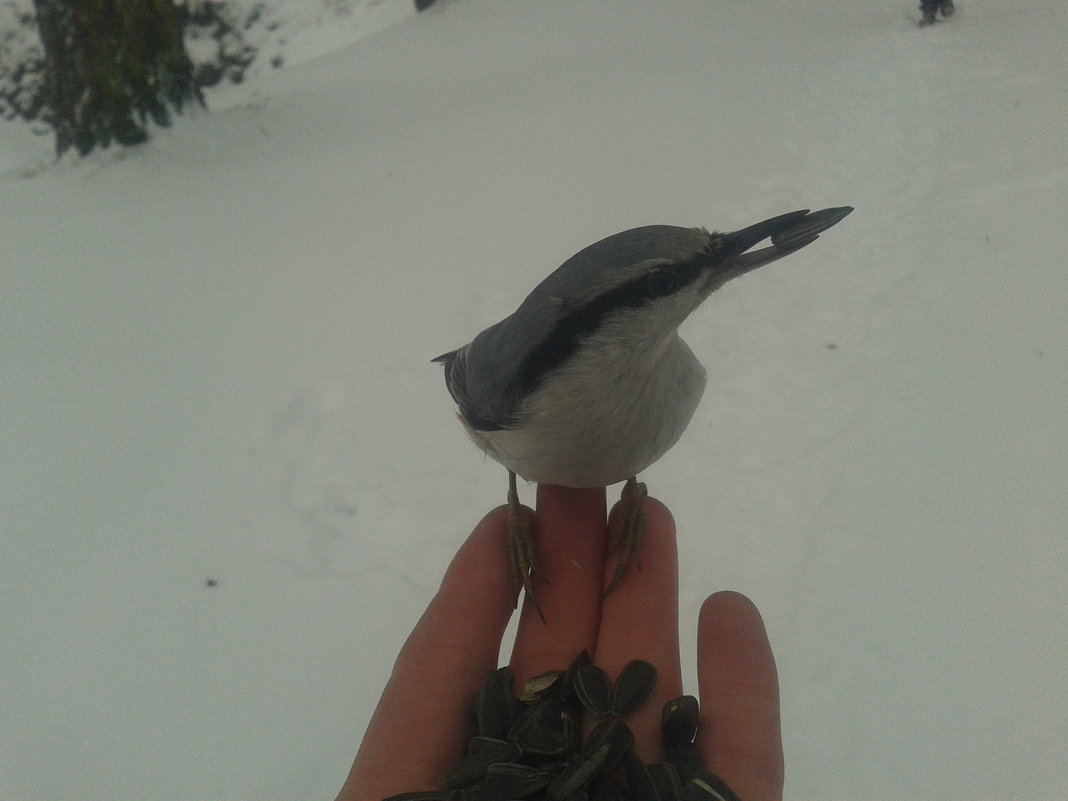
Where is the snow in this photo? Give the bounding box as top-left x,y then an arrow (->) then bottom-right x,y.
2,0 -> 1066,798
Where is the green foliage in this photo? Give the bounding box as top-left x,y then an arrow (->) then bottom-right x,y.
27,0 -> 204,156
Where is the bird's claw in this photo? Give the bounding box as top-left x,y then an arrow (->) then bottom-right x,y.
605,477 -> 647,595
507,471 -> 545,622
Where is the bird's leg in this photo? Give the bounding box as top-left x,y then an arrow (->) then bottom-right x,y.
506,470 -> 545,622
605,476 -> 648,595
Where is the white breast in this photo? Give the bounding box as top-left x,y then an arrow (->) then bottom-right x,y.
464,334 -> 707,487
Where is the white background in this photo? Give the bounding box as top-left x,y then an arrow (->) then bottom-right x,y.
3,0 -> 1066,798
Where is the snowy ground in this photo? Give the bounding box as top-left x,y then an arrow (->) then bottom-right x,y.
3,1 -> 1066,799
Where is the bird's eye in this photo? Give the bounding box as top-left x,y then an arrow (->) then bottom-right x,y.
644,268 -> 679,297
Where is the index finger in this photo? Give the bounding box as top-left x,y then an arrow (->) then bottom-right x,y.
336,506 -> 517,801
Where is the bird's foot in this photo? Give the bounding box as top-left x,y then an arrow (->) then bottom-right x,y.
605,476 -> 648,595
507,471 -> 545,622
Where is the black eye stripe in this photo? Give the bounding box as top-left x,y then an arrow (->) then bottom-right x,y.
507,253 -> 713,407
644,268 -> 679,297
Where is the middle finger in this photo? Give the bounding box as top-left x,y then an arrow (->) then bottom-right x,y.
509,484 -> 608,684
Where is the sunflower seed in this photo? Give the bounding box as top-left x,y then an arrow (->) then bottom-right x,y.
647,762 -> 683,801
385,652 -> 745,801
661,696 -> 700,746
445,739 -> 521,788
546,720 -> 633,801
680,771 -> 743,801
611,660 -> 657,716
560,650 -> 592,710
623,752 -> 661,801
484,763 -> 547,779
383,792 -> 449,801
521,670 -> 565,703
508,696 -> 563,738
573,663 -> 612,717
475,667 -> 519,740
659,694 -> 702,783
561,713 -> 581,755
587,775 -> 624,801
665,742 -> 704,786
509,696 -> 568,756
467,736 -> 512,754
770,206 -> 854,250
457,769 -> 552,801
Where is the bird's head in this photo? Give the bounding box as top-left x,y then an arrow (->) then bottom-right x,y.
440,207 -> 852,429
501,206 -> 853,376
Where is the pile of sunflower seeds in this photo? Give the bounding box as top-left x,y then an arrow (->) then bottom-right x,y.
384,651 -> 742,801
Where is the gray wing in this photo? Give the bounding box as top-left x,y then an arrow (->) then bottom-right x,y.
432,345 -> 510,431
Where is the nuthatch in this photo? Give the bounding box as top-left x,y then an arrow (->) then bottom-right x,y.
435,206 -> 853,616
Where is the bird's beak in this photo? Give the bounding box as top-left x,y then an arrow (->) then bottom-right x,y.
712,206 -> 854,284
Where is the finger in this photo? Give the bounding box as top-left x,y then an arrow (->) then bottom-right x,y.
509,484 -> 608,684
695,591 -> 784,801
596,496 -> 682,761
337,506 -> 516,801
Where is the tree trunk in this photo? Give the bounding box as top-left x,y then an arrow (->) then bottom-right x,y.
33,0 -> 203,156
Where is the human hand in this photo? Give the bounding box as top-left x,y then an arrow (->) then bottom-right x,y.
335,485 -> 783,801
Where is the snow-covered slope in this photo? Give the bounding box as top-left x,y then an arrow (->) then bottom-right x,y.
2,1 -> 1065,798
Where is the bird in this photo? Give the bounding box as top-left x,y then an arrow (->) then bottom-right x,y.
434,206 -> 853,618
